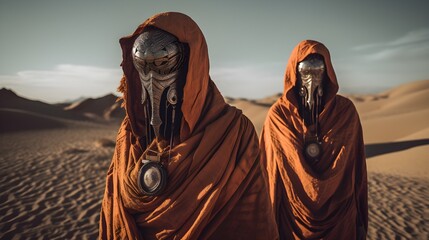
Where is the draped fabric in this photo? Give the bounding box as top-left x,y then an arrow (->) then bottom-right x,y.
260,40 -> 368,240
99,12 -> 278,240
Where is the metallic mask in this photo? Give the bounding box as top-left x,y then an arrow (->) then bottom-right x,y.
132,28 -> 186,196
132,28 -> 185,139
297,54 -> 325,164
298,55 -> 325,113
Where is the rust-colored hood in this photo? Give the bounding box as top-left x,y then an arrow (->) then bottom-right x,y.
119,12 -> 212,140
100,12 -> 279,240
260,40 -> 368,239
282,40 -> 339,109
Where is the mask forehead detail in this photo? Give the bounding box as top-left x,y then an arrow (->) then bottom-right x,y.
132,29 -> 185,76
298,58 -> 325,83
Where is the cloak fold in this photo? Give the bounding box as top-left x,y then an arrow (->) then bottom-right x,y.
260,40 -> 368,240
99,12 -> 278,240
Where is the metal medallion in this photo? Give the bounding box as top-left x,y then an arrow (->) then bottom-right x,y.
137,160 -> 168,196
304,141 -> 322,163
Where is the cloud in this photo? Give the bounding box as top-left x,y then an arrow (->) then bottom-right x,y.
211,62 -> 285,99
0,64 -> 122,102
352,28 -> 429,61
334,30 -> 429,93
353,28 -> 429,50
389,28 -> 429,46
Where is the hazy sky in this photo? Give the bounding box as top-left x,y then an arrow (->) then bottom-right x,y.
1,0 -> 428,102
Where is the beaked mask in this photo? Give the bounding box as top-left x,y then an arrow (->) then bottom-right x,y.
298,54 -> 325,113
297,54 -> 326,164
132,28 -> 186,196
132,28 -> 185,139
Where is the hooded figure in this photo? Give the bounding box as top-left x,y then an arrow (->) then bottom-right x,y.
260,40 -> 368,240
99,12 -> 279,240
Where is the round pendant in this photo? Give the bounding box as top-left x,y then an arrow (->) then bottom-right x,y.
137,161 -> 168,196
304,141 -> 322,162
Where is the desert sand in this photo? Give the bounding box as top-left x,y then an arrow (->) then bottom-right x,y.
1,80 -> 428,239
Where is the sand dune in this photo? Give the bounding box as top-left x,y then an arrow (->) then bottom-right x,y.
400,127 -> 429,141
0,80 -> 428,239
228,99 -> 270,134
361,109 -> 429,144
351,80 -> 429,144
0,88 -> 124,130
350,80 -> 429,116
65,94 -> 124,121
384,79 -> 429,97
355,86 -> 429,119
0,88 -> 86,121
367,144 -> 429,178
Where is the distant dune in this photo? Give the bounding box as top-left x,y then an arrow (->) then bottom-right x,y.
0,88 -> 86,121
65,94 -> 124,120
349,79 -> 429,145
0,88 -> 125,133
227,98 -> 271,134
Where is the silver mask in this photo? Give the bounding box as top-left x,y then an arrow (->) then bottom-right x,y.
298,55 -> 325,164
132,29 -> 185,138
298,56 -> 325,113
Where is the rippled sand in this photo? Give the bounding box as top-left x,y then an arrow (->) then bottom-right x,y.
0,123 -> 116,239
367,173 -> 429,239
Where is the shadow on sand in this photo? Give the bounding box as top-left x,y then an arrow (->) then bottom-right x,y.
365,138 -> 429,158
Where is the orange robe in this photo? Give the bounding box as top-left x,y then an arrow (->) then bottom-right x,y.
260,40 -> 368,240
99,12 -> 279,240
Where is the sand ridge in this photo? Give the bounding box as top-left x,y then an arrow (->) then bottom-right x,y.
65,94 -> 124,121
